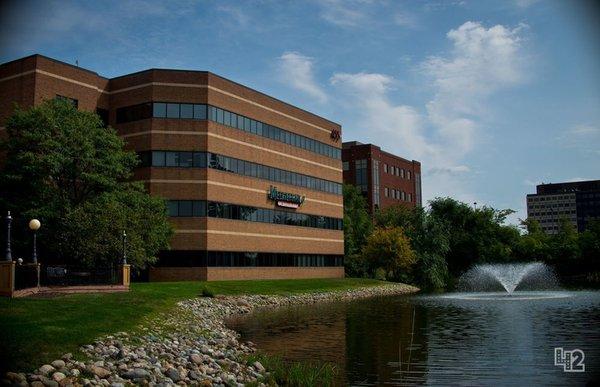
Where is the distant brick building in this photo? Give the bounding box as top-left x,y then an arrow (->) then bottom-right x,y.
0,54 -> 344,281
527,180 -> 600,234
342,141 -> 422,213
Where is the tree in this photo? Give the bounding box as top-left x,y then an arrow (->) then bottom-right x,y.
375,204 -> 450,289
59,184 -> 172,268
515,218 -> 551,262
362,227 -> 416,282
549,218 -> 580,262
428,197 -> 518,276
579,219 -> 600,262
343,184 -> 373,277
0,99 -> 172,269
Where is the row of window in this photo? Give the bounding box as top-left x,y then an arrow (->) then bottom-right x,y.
383,163 -> 412,180
139,151 -> 342,195
157,250 -> 344,267
384,187 -> 412,202
355,159 -> 368,193
529,203 -> 575,209
530,210 -> 577,217
528,195 -> 575,202
167,200 -> 343,231
115,102 -> 341,159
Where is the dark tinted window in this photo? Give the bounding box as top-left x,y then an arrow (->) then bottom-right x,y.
153,103 -> 166,118
167,103 -> 180,118
180,104 -> 193,119
194,104 -> 207,119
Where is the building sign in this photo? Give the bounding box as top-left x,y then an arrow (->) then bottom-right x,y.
330,129 -> 341,142
268,186 -> 305,209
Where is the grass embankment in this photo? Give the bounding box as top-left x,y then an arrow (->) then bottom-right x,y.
0,278 -> 383,374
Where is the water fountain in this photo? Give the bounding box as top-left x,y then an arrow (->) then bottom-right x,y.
445,262 -> 565,300
458,262 -> 560,293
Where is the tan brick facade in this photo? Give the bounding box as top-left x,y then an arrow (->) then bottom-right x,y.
0,54 -> 344,281
149,266 -> 345,282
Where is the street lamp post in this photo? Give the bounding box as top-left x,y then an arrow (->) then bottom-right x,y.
122,230 -> 127,265
29,219 -> 41,264
5,211 -> 12,262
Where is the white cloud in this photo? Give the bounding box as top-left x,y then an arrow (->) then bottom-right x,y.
317,0 -> 371,27
217,5 -> 250,28
556,124 -> 600,153
330,72 -> 435,161
429,165 -> 471,175
328,21 -> 527,205
393,11 -> 419,29
567,124 -> 600,136
422,21 -> 527,156
278,52 -> 328,104
514,0 -> 541,8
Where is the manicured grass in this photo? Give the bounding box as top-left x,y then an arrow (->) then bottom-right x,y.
0,278 -> 384,373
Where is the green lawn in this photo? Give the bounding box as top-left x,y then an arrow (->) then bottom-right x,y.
0,278 -> 384,373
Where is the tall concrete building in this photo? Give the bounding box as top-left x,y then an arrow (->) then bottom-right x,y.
526,180 -> 600,234
0,54 -> 344,281
342,141 -> 422,213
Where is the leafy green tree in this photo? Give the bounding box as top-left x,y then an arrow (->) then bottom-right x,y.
343,184 -> 372,277
0,100 -> 172,269
548,218 -> 580,262
375,204 -> 450,289
428,197 -> 518,276
516,218 -> 551,261
579,219 -> 600,262
362,226 -> 416,282
59,184 -> 172,268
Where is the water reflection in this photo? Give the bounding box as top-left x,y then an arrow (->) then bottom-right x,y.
227,291 -> 600,386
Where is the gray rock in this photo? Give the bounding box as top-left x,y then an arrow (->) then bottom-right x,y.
39,365 -> 55,375
121,368 -> 150,380
188,370 -> 201,380
189,353 -> 203,365
31,382 -> 45,387
88,365 -> 111,379
253,361 -> 265,373
165,368 -> 180,382
5,372 -> 26,383
51,372 -> 66,382
51,360 -> 65,369
61,353 -> 73,361
39,375 -> 59,387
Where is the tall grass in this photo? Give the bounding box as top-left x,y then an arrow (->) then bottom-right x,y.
246,353 -> 338,387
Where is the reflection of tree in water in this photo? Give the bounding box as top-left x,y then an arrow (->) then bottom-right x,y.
228,302 -> 348,374
239,206 -> 255,221
344,297 -> 429,385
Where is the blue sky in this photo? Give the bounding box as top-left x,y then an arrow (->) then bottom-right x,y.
1,0 -> 599,224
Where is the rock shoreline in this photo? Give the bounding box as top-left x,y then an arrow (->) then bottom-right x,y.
3,283 -> 418,387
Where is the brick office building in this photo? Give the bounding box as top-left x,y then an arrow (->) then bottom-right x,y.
0,54 -> 344,281
342,141 -> 422,213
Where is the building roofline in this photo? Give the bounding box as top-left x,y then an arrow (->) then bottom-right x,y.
0,53 -> 108,79
342,140 -> 421,165
111,68 -> 341,127
0,54 -> 340,127
537,179 -> 600,187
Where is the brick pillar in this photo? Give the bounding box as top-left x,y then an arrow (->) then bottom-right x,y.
0,261 -> 16,297
120,264 -> 131,287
